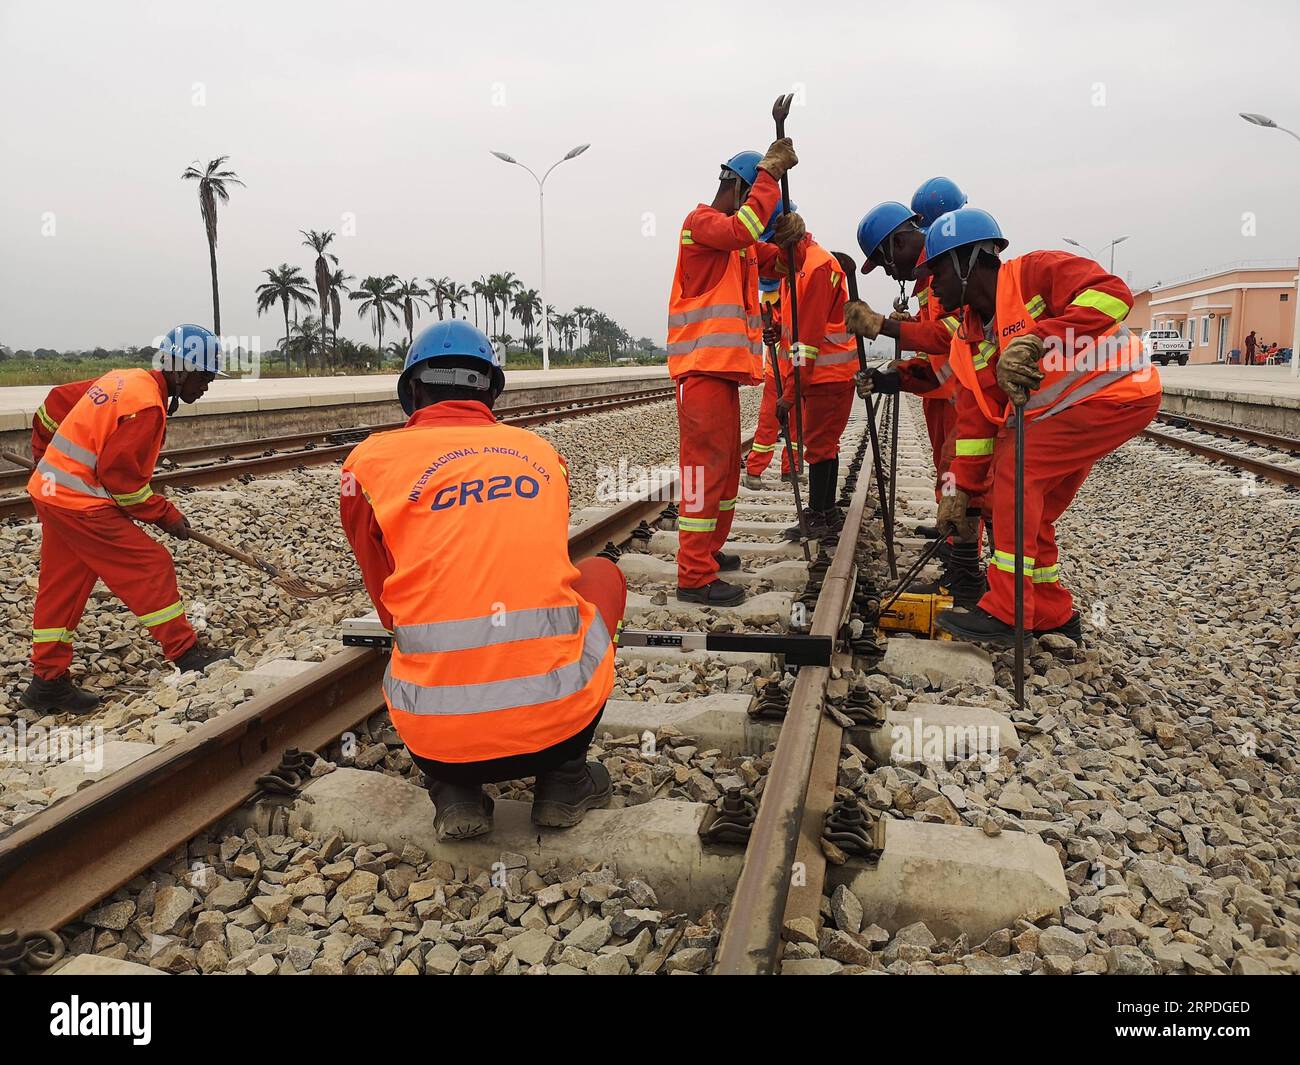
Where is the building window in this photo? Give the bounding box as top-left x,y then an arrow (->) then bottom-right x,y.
1201,317 -> 1210,345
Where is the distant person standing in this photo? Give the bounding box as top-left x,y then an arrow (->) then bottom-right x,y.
1245,330 -> 1257,365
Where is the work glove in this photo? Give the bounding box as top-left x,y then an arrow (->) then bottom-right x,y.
762,322 -> 781,347
936,488 -> 976,541
889,309 -> 910,321
776,395 -> 793,420
995,335 -> 1045,407
844,299 -> 885,340
162,514 -> 191,539
757,137 -> 798,181
854,368 -> 901,399
769,211 -> 805,248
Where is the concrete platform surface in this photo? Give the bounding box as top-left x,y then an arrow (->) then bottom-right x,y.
289,769 -> 742,915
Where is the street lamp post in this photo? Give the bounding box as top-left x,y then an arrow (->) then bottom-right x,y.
1064,235 -> 1129,272
490,144 -> 590,371
1239,113 -> 1300,377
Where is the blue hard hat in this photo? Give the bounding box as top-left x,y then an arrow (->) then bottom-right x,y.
157,324 -> 222,374
398,320 -> 504,415
759,198 -> 797,242
856,202 -> 921,273
911,176 -> 968,229
759,277 -> 781,293
923,207 -> 1008,263
721,150 -> 762,188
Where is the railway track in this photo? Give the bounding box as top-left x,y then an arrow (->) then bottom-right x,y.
1142,415 -> 1300,489
0,385 -> 676,519
1,397 -> 1035,977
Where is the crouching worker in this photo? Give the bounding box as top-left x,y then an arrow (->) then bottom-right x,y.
340,321 -> 627,841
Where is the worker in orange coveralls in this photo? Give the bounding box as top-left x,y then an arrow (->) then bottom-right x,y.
21,325 -> 233,715
742,277 -> 801,485
764,231 -> 858,541
844,181 -> 986,606
340,321 -> 627,842
667,139 -> 804,607
917,209 -> 1162,646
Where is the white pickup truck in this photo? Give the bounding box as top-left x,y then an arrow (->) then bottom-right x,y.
1142,329 -> 1192,366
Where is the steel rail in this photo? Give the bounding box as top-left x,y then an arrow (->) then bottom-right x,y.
1142,426 -> 1300,488
1152,413 -> 1300,455
0,387 -> 676,519
714,408 -> 877,974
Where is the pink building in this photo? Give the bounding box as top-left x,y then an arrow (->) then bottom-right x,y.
1127,260 -> 1298,363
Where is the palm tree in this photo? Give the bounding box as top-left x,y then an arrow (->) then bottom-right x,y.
573,305 -> 595,351
471,276 -> 491,330
427,276 -> 452,320
327,267 -> 354,358
556,313 -> 576,353
255,264 -> 315,374
300,230 -> 338,373
289,314 -> 324,369
446,282 -> 471,321
396,278 -> 431,345
513,288 -> 541,348
488,272 -> 520,342
350,275 -> 402,357
181,156 -> 244,334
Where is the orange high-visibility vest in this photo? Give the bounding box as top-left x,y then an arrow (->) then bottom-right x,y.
343,420 -> 615,763
949,256 -> 1161,426
26,369 -> 166,512
666,237 -> 763,383
914,282 -> 961,401
779,240 -> 858,385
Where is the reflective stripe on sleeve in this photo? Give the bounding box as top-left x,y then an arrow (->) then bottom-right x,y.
955,437 -> 994,456
737,205 -> 764,240
680,229 -> 694,245
35,405 -> 59,433
112,484 -> 155,507
1025,295 -> 1047,319
1070,288 -> 1129,321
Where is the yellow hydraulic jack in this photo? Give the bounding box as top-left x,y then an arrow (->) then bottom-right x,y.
874,536 -> 954,640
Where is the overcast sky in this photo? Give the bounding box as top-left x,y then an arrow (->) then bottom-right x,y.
1,0 -> 1297,351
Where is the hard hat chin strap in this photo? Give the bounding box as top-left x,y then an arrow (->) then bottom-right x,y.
949,240 -> 999,340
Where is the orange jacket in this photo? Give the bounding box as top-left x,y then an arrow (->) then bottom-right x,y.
894,260 -> 961,399
777,236 -> 857,385
948,251 -> 1162,494
26,369 -> 181,526
340,400 -> 615,763
667,170 -> 783,384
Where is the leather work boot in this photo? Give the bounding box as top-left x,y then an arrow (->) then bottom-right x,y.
908,539 -> 954,595
782,508 -> 822,541
1034,611 -> 1083,645
713,550 -> 741,572
19,673 -> 101,715
427,780 -> 494,841
677,579 -> 746,607
741,473 -> 766,491
944,542 -> 988,609
173,643 -> 234,674
934,606 -> 1016,646
531,759 -> 613,828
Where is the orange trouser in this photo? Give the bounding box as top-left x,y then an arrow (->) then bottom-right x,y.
923,395 -> 957,498
799,380 -> 856,464
746,371 -> 799,477
676,373 -> 741,588
980,393 -> 1160,629
31,501 -> 196,679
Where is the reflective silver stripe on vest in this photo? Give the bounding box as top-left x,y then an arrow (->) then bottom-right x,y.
816,350 -> 859,365
1025,341 -> 1152,420
667,333 -> 754,356
395,605 -> 580,655
48,432 -> 99,469
384,613 -> 611,716
33,457 -> 111,499
934,361 -> 954,384
825,332 -> 853,345
667,304 -> 747,328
